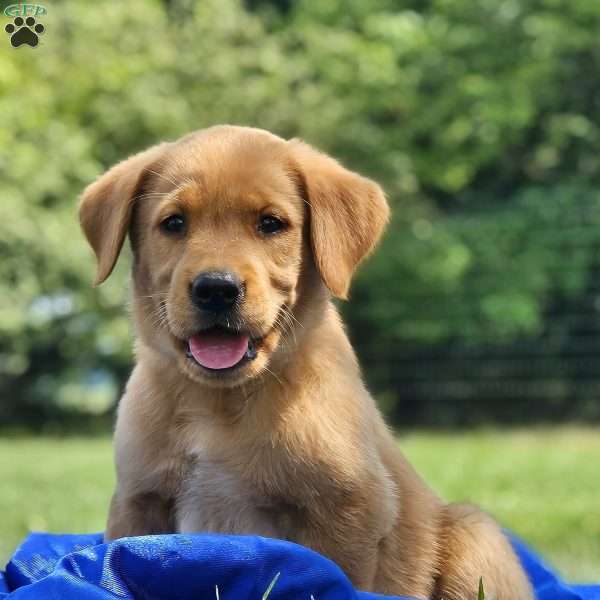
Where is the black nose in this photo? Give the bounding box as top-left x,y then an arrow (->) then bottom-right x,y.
190,271 -> 242,313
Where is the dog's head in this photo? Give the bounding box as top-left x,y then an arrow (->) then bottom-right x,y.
79,126 -> 388,387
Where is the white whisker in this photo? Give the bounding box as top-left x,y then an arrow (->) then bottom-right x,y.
263,365 -> 284,388
145,168 -> 181,188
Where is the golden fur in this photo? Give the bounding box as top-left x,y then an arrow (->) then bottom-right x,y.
79,125 -> 533,599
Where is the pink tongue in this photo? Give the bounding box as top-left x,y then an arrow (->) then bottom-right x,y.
188,330 -> 249,370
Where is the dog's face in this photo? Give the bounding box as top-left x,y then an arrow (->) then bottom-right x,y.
79,126 -> 388,387
129,131 -> 306,386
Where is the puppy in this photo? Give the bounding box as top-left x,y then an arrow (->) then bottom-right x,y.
79,126 -> 533,599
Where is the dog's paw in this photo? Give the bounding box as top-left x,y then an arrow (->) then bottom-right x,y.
5,16 -> 45,48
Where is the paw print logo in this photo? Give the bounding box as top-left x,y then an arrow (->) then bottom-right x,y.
5,16 -> 45,48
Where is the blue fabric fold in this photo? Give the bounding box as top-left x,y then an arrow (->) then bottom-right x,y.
0,532 -> 598,599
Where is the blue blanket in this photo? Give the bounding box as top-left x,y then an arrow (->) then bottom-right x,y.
1,533 -> 598,599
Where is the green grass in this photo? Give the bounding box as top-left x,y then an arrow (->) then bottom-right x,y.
399,427 -> 600,582
0,428 -> 598,582
0,437 -> 114,566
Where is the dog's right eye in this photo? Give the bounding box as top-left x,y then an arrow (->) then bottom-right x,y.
160,214 -> 186,235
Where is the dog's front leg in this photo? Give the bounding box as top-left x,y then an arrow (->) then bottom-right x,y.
105,490 -> 175,541
302,526 -> 380,589
295,504 -> 384,591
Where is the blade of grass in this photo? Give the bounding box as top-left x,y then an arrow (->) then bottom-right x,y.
262,572 -> 281,600
478,577 -> 485,600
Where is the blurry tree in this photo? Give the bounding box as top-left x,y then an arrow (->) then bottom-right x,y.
1,0 -> 600,429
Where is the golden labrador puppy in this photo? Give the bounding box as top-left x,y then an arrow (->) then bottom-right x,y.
79,125 -> 532,600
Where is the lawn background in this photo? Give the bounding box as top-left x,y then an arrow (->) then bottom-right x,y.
1,428 -> 598,582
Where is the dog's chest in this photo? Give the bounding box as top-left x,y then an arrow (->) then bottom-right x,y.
175,445 -> 308,539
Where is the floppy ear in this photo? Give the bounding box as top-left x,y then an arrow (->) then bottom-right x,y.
79,144 -> 170,285
289,140 -> 389,299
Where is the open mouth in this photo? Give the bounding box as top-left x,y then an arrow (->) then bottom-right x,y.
185,327 -> 259,372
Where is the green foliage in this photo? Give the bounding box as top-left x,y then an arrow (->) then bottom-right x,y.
1,0 -> 600,426
355,185 -> 600,343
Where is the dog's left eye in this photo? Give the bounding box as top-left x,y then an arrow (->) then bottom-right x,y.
160,214 -> 186,234
258,215 -> 286,235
